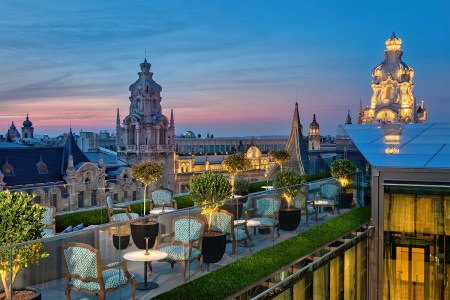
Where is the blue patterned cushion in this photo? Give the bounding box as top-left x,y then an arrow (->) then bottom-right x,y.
64,246 -> 98,279
321,184 -> 339,199
106,196 -> 114,210
63,226 -> 73,233
41,206 -> 54,226
174,218 -> 202,244
256,198 -> 278,216
41,228 -> 54,238
251,217 -> 279,227
111,212 -> 139,222
152,189 -> 172,205
159,245 -> 201,261
227,228 -> 247,242
210,212 -> 232,234
69,268 -> 134,291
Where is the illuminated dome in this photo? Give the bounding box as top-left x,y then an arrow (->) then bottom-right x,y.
23,114 -> 33,127
182,131 -> 196,138
385,32 -> 402,50
309,114 -> 319,136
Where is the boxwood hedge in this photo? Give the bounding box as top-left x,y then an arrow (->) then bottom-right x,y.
153,207 -> 371,300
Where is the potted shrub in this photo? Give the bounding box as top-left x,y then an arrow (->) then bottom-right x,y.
189,171 -> 231,264
110,223 -> 130,250
130,161 -> 163,249
0,190 -> 48,300
271,150 -> 290,173
330,159 -> 357,208
273,168 -> 303,231
222,153 -> 251,197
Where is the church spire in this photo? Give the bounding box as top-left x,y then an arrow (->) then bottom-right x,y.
170,109 -> 174,127
345,109 -> 352,124
285,102 -> 309,174
116,108 -> 120,126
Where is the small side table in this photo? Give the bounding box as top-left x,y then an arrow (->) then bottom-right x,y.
123,249 -> 168,290
234,220 -> 261,228
149,207 -> 176,215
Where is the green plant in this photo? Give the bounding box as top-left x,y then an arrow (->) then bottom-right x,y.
0,191 -> 49,300
110,223 -> 130,236
189,171 -> 231,232
271,150 -> 290,172
223,153 -> 252,197
174,194 -> 194,209
153,207 -> 371,300
131,161 -> 163,216
273,168 -> 304,208
234,177 -> 249,195
331,159 -> 357,189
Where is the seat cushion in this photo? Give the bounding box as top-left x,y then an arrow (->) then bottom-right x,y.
69,268 -> 134,291
41,228 -> 54,238
251,217 -> 279,227
159,245 -> 201,261
227,228 -> 247,242
111,212 -> 139,222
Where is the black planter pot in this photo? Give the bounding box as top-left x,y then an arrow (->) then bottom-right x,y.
202,232 -> 227,264
130,221 -> 159,250
279,208 -> 301,231
222,202 -> 244,221
0,289 -> 41,300
112,234 -> 130,250
340,193 -> 353,208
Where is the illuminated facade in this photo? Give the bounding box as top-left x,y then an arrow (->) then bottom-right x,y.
359,33 -> 427,124
117,59 -> 176,190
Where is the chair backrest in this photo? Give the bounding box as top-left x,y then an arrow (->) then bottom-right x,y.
41,204 -> 55,227
321,183 -> 340,200
151,188 -> 173,206
173,216 -> 205,245
62,243 -> 100,280
210,210 -> 232,234
292,189 -> 308,209
255,196 -> 280,216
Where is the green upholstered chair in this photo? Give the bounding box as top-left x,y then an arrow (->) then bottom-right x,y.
154,216 -> 205,281
210,209 -> 252,254
246,195 -> 281,237
150,187 -> 177,212
62,242 -> 136,300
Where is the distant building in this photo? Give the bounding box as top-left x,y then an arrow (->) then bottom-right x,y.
358,33 -> 427,124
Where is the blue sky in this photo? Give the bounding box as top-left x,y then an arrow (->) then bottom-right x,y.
0,0 -> 449,137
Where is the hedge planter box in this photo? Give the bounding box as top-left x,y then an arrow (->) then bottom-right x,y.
131,221 -> 159,250
112,234 -> 130,250
202,232 -> 227,266
279,208 -> 301,231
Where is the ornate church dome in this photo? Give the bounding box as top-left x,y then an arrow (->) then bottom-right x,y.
23,114 -> 33,127
309,114 -> 320,136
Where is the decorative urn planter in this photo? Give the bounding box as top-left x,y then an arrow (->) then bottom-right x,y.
130,221 -> 159,250
201,232 -> 227,266
112,234 -> 130,250
279,208 -> 301,231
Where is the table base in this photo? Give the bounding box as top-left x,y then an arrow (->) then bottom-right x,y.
137,281 -> 159,290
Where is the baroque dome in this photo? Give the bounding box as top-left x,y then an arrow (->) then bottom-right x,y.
309,114 -> 319,130
23,114 -> 33,127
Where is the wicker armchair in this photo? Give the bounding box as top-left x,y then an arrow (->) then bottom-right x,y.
62,242 -> 136,300
154,216 -> 205,281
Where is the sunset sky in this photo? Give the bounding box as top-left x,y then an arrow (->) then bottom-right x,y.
0,0 -> 449,137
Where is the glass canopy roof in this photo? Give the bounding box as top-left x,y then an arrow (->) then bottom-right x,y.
337,123 -> 450,169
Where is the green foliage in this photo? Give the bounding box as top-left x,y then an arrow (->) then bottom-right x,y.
174,194 -> 194,209
234,177 -> 249,195
153,207 -> 371,300
302,172 -> 331,182
248,180 -> 273,193
131,161 -> 163,185
271,150 -> 290,171
55,208 -> 109,232
273,168 -> 304,207
0,191 -> 49,298
222,153 -> 252,176
189,171 -> 232,205
331,159 -> 357,188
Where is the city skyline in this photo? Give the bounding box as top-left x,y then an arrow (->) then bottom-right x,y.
1,0 -> 449,137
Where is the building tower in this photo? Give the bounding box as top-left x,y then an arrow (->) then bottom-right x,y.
115,108 -> 124,150
118,58 -> 175,190
345,109 -> 352,125
7,122 -> 20,140
360,32 -> 427,124
308,114 -> 321,150
284,103 -> 310,174
21,114 -> 34,138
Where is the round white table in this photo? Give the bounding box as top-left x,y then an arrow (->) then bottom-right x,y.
149,207 -> 176,215
234,220 -> 261,227
123,250 -> 168,290
261,185 -> 274,190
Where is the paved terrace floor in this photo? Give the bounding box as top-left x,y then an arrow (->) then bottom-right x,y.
30,208 -> 351,300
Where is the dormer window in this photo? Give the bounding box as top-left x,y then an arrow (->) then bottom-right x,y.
36,156 -> 49,175
2,158 -> 15,176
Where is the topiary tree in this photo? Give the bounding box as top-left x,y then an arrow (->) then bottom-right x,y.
189,171 -> 231,232
330,159 -> 357,191
0,191 -> 49,300
223,153 -> 252,197
234,177 -> 250,196
273,168 -> 304,208
131,161 -> 163,216
271,150 -> 290,173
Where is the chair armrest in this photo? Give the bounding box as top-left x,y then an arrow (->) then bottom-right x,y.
154,233 -> 172,249
105,261 -> 120,268
172,199 -> 178,210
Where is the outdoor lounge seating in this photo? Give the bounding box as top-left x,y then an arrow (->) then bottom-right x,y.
105,196 -> 139,223
154,216 -> 205,281
62,242 -> 136,300
245,195 -> 281,237
210,209 -> 252,254
291,185 -> 317,226
41,204 -> 56,238
314,182 -> 340,218
150,187 -> 177,212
